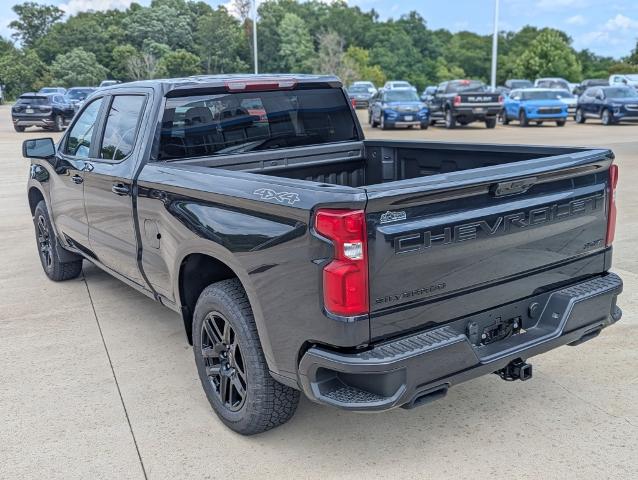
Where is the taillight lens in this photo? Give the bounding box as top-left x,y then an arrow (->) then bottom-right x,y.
606,164 -> 618,246
498,95 -> 504,104
453,95 -> 461,106
315,209 -> 369,317
351,98 -> 357,108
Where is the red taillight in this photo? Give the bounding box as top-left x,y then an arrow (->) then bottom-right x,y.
453,95 -> 461,106
315,209 -> 369,317
606,164 -> 618,246
498,95 -> 504,104
351,97 -> 357,108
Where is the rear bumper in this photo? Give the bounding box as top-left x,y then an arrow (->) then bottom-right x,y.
298,272 -> 622,411
13,116 -> 55,127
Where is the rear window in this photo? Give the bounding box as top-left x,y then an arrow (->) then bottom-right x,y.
447,80 -> 487,93
18,96 -> 50,106
158,88 -> 358,160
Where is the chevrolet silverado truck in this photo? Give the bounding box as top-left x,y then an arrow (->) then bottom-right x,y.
24,74 -> 623,435
428,79 -> 503,128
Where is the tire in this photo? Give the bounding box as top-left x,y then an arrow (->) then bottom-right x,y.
53,114 -> 64,132
575,108 -> 585,124
601,108 -> 614,126
193,279 -> 300,435
420,122 -> 429,130
380,114 -> 389,130
519,109 -> 529,127
535,121 -> 543,126
444,109 -> 456,129
485,117 -> 497,129
370,113 -> 378,128
556,119 -> 566,127
502,111 -> 510,125
33,200 -> 83,281
14,125 -> 25,132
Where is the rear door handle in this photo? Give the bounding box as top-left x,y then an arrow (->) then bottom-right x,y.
111,183 -> 130,196
71,174 -> 83,184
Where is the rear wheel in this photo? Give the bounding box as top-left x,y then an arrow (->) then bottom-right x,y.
519,109 -> 529,127
193,279 -> 300,435
575,108 -> 585,124
485,117 -> 497,129
601,108 -> 614,126
33,200 -> 83,281
444,109 -> 456,129
380,114 -> 389,130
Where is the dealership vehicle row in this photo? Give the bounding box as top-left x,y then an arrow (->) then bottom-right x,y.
347,76 -> 638,130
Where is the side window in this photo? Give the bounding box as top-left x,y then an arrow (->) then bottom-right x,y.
99,95 -> 145,161
64,97 -> 104,158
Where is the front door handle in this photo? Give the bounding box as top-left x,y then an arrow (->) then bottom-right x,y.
111,183 -> 130,196
71,174 -> 83,184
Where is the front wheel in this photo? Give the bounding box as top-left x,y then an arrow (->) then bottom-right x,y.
33,201 -> 83,281
420,121 -> 429,130
601,109 -> 614,126
575,108 -> 585,124
556,119 -> 566,127
380,114 -> 389,130
519,110 -> 529,127
14,125 -> 25,132
52,114 -> 64,132
193,279 -> 300,435
501,111 -> 510,125
485,117 -> 497,129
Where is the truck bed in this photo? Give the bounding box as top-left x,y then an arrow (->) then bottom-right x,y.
176,140 -> 586,188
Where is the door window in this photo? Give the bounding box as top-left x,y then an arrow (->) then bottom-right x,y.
64,97 -> 104,158
100,95 -> 146,161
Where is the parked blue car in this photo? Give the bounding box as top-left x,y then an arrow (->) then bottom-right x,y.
368,88 -> 429,130
575,86 -> 638,125
502,88 -> 568,127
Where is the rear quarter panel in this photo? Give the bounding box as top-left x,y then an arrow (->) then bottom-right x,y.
135,163 -> 368,379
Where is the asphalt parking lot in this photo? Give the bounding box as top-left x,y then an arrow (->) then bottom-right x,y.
1,104 -> 637,479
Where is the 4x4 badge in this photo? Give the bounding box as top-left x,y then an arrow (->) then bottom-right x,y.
253,188 -> 300,205
380,210 -> 407,224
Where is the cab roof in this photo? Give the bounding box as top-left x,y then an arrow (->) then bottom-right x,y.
99,74 -> 343,96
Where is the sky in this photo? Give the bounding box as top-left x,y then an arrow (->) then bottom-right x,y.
0,0 -> 637,59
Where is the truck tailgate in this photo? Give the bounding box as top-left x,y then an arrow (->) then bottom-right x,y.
365,148 -> 614,340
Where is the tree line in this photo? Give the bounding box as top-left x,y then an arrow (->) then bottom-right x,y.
1,0 -> 637,99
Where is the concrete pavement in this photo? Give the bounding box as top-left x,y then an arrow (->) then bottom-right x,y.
1,105 -> 636,479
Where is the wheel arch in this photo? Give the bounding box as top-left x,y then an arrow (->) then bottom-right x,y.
28,186 -> 45,216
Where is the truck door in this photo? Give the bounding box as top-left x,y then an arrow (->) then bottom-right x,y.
49,96 -> 106,254
83,93 -> 148,287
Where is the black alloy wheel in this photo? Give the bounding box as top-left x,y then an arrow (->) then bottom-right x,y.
201,311 -> 247,412
36,214 -> 53,270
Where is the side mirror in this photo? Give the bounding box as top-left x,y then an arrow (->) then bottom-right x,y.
23,138 -> 56,159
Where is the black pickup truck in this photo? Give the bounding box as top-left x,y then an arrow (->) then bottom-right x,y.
25,74 -> 623,435
428,79 -> 503,128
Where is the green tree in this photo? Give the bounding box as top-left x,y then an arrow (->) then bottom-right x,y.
343,46 -> 385,86
627,41 -> 638,65
157,49 -> 202,77
513,30 -> 582,81
195,8 -> 249,74
9,2 -> 63,48
123,4 -> 193,51
0,49 -> 50,97
279,13 -> 314,72
50,48 -> 109,87
313,31 -> 357,85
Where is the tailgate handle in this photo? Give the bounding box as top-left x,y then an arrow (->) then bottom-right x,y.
491,177 -> 537,197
